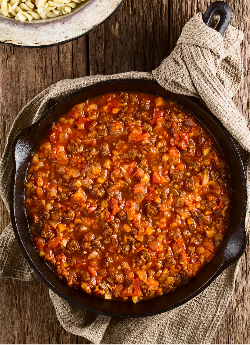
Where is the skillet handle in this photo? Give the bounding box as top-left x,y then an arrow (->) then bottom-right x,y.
221,224 -> 247,270
203,1 -> 232,36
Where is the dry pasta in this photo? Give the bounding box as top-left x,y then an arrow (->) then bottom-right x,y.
0,0 -> 86,21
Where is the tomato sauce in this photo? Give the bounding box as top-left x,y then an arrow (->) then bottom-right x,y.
25,92 -> 231,303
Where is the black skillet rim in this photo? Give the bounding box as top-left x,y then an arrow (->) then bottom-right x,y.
10,78 -> 247,318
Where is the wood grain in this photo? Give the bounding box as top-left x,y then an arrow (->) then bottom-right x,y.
88,0 -> 169,75
0,0 -> 249,343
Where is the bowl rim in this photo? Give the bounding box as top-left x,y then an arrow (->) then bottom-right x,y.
0,0 -> 124,47
10,78 -> 247,317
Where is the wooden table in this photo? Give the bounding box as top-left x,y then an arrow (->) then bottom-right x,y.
0,0 -> 249,343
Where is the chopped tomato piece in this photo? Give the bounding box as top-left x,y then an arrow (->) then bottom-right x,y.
174,132 -> 190,150
88,266 -> 97,277
151,109 -> 165,124
35,187 -> 43,197
148,241 -> 163,252
34,236 -> 45,250
204,242 -> 214,252
176,163 -> 185,172
169,147 -> 180,158
110,198 -> 120,215
147,278 -> 159,290
152,172 -> 166,184
133,183 -> 147,194
129,130 -> 148,142
57,223 -> 66,232
72,188 -> 87,202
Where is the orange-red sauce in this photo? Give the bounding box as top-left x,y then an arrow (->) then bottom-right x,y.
25,92 -> 231,303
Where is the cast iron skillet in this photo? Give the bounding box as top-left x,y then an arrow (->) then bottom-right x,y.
10,2 -> 247,317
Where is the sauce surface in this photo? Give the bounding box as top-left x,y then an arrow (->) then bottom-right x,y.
25,92 -> 231,303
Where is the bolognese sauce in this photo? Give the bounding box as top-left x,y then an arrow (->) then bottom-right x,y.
25,92 -> 231,303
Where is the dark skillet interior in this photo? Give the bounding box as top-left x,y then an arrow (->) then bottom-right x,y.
10,79 -> 247,317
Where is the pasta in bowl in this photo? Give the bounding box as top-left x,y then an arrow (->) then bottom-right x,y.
0,0 -> 124,46
0,0 -> 87,21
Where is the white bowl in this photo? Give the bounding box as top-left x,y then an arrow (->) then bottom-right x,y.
0,0 -> 123,47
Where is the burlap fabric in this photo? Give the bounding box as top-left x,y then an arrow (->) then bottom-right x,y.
0,13 -> 250,344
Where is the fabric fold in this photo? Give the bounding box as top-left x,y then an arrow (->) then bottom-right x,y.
0,223 -> 35,280
152,14 -> 250,152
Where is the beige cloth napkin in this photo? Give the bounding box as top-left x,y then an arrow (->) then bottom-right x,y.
1,13 -> 250,344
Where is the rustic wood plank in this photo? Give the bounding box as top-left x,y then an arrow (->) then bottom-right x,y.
0,37 -> 88,145
0,278 -> 90,343
169,0 -> 198,52
0,0 -> 250,343
88,0 -> 169,75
